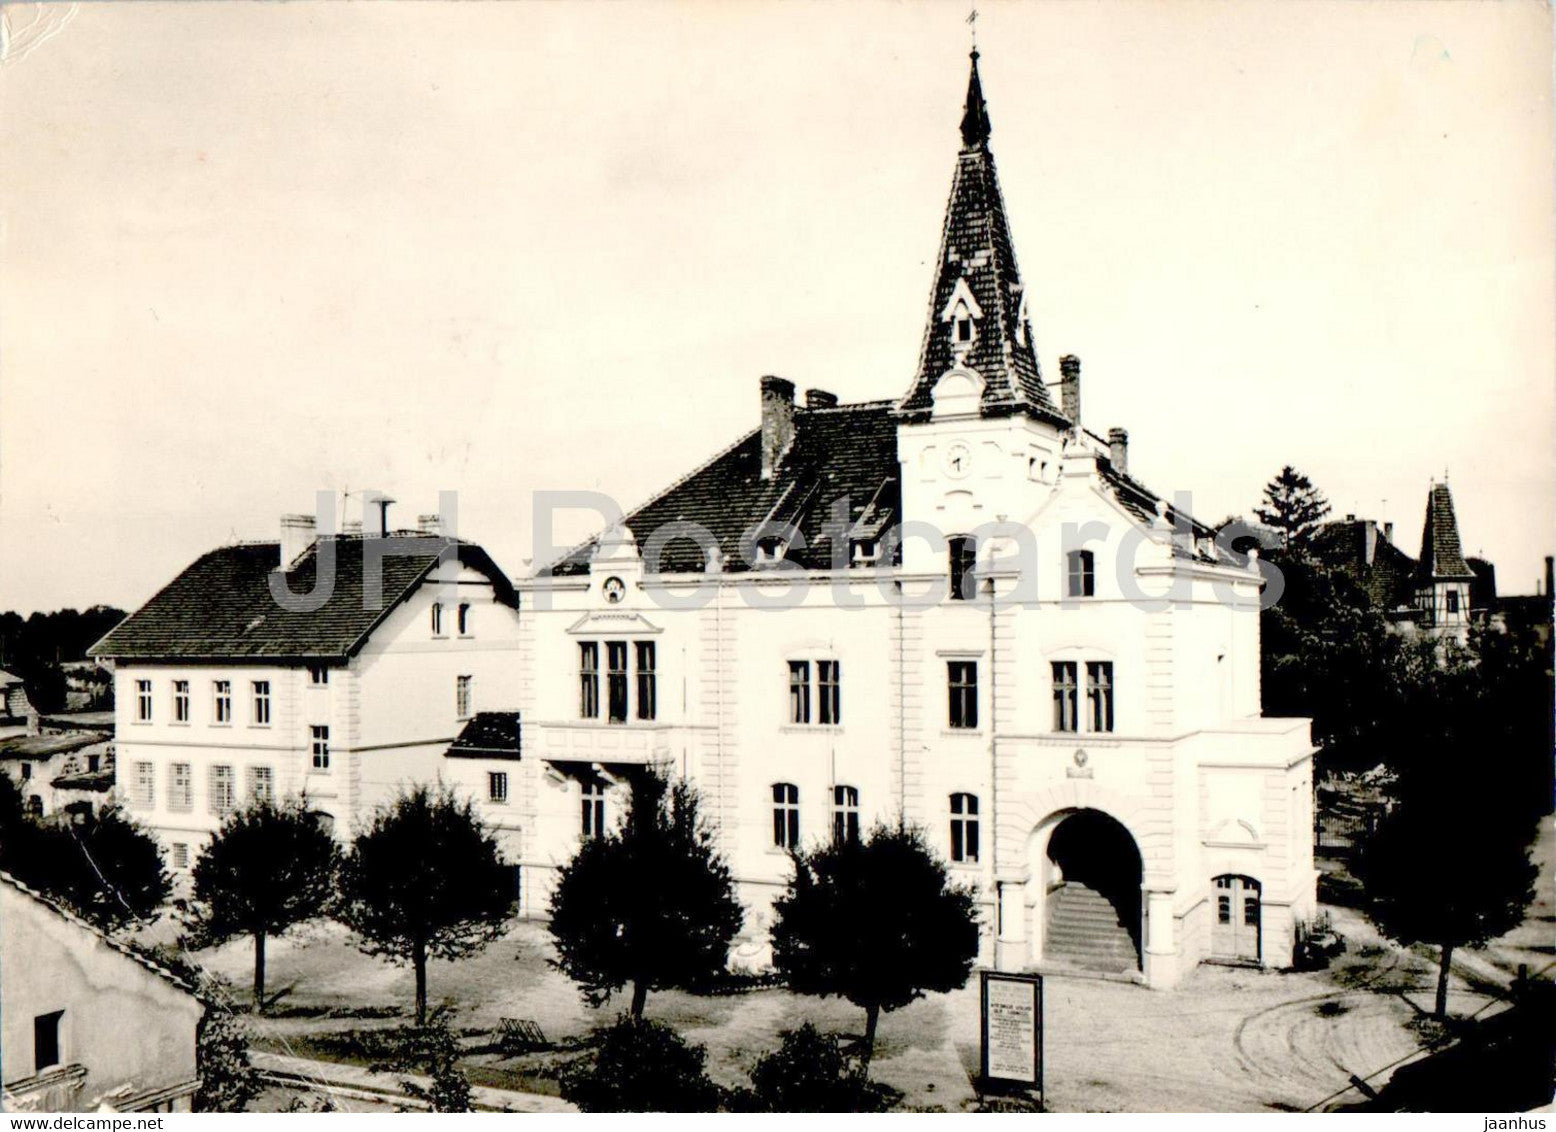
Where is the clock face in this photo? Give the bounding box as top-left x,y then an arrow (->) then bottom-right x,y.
602,576 -> 626,604
944,442 -> 972,479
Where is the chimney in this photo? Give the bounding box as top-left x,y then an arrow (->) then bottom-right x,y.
1546,555 -> 1553,599
279,514 -> 316,568
1384,521 -> 1394,544
1107,427 -> 1129,476
806,389 -> 839,410
1058,355 -> 1081,425
418,513 -> 442,535
1364,520 -> 1378,566
760,376 -> 796,479
371,497 -> 395,538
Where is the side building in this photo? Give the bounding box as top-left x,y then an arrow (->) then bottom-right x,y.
1,871 -> 203,1112
503,51 -> 1317,987
91,517 -> 523,872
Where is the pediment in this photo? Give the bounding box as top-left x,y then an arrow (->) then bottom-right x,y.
565,611 -> 663,635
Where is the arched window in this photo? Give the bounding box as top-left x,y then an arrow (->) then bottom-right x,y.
949,535 -> 978,601
1066,549 -> 1095,598
430,602 -> 444,635
949,793 -> 979,863
832,785 -> 860,844
772,783 -> 800,849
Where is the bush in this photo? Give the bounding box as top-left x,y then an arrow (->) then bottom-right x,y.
195,1009 -> 260,1113
371,1008 -> 472,1112
748,1023 -> 895,1112
560,1015 -> 723,1112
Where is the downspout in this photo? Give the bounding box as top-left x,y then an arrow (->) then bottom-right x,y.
987,571 -> 1000,939
896,580 -> 906,817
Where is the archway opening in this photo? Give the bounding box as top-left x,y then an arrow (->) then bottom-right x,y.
1043,809 -> 1142,973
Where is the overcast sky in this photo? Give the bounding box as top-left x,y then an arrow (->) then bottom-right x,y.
1,0 -> 1551,614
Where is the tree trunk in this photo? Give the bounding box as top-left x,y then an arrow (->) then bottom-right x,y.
1435,941 -> 1454,1019
630,979 -> 648,1019
253,931 -> 267,1013
414,940 -> 429,1027
861,1002 -> 881,1067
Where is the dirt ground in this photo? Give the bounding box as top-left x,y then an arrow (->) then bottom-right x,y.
153,815 -> 1553,1113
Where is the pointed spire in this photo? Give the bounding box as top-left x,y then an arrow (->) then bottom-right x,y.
960,50 -> 991,148
898,47 -> 1058,423
1417,481 -> 1474,580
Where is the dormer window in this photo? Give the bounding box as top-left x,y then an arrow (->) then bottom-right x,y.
755,536 -> 789,564
851,539 -> 879,566
953,312 -> 974,344
939,277 -> 983,352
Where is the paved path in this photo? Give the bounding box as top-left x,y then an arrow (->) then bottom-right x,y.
252,1050 -> 576,1113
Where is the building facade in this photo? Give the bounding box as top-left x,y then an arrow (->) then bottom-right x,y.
92,518 -> 523,872
1,872 -> 203,1112
503,53 -> 1318,986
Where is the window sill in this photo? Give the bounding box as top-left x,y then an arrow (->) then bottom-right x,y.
940,728 -> 982,738
169,722 -> 190,728
249,723 -> 272,730
779,724 -> 843,734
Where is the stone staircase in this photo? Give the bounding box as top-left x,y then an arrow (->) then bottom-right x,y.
1044,881 -> 1140,974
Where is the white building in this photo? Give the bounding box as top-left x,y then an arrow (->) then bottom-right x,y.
91,512 -> 524,872
504,51 -> 1317,986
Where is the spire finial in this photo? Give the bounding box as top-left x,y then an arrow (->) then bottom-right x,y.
967,5 -> 979,52
959,29 -> 991,148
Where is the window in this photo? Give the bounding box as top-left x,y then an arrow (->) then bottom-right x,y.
26,795 -> 43,818
1218,893 -> 1232,924
851,539 -> 879,566
430,602 -> 443,635
209,764 -> 235,816
1445,590 -> 1460,615
606,641 -> 629,724
818,661 -> 841,726
788,661 -> 811,724
308,664 -> 330,686
953,312 -> 974,344
213,680 -> 232,725
169,762 -> 193,811
87,755 -> 100,773
579,642 -> 600,718
247,765 -> 275,805
172,679 -> 189,723
949,535 -> 977,601
456,674 -> 473,720
1244,895 -> 1260,927
772,783 -> 800,849
252,680 -> 271,725
950,793 -> 980,863
948,661 -> 978,729
130,760 -> 154,809
34,1010 -> 63,1073
488,771 -> 508,804
136,679 -> 152,722
1052,662 -> 1079,732
457,602 -> 471,635
832,785 -> 859,844
1086,661 -> 1114,733
581,776 -> 607,839
171,843 -> 189,870
310,725 -> 330,771
19,762 -> 30,780
1067,550 -> 1096,598
635,642 -> 657,720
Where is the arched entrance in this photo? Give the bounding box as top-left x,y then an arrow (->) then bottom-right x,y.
1041,809 -> 1142,973
1211,874 -> 1261,961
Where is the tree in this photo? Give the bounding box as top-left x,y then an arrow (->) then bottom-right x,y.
560,1014 -> 723,1113
194,1009 -> 261,1112
1254,465 -> 1331,553
747,1023 -> 895,1112
0,803 -> 169,932
771,823 -> 979,1065
338,786 -> 512,1024
1354,641 -> 1543,1018
548,769 -> 742,1018
186,796 -> 340,1011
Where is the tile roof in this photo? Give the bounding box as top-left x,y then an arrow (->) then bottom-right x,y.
546,401 -> 902,576
0,668 -> 21,689
92,535 -> 516,662
898,53 -> 1063,426
1311,519 -> 1419,609
1417,482 -> 1475,580
0,731 -> 108,762
447,711 -> 522,758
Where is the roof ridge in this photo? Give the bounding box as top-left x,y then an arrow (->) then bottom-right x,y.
0,870 -> 198,996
